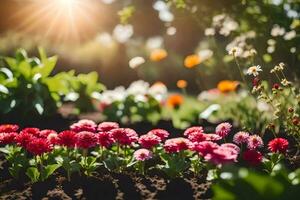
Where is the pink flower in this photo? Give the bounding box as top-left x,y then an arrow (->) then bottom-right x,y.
164,137 -> 191,153
147,129 -> 170,141
247,135 -> 263,149
191,141 -> 219,157
215,122 -> 232,138
243,150 -> 263,165
184,126 -> 204,137
58,130 -> 77,148
268,138 -> 289,153
204,145 -> 238,165
204,133 -> 222,141
70,119 -> 97,133
110,128 -> 138,146
138,134 -> 161,149
26,138 -> 52,155
187,132 -> 207,143
221,143 -> 240,153
76,131 -> 98,149
15,132 -> 36,148
97,131 -> 114,148
47,133 -> 60,145
233,131 -> 249,145
20,128 -> 40,137
97,122 -> 119,132
0,132 -> 18,145
39,129 -> 57,138
133,149 -> 153,161
0,124 -> 19,133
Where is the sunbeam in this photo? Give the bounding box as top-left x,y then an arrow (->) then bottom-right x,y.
12,0 -> 100,43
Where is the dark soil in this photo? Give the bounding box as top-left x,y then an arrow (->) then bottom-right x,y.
0,157 -> 212,200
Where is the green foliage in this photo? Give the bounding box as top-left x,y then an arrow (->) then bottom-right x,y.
212,166 -> 300,200
79,156 -> 100,176
103,95 -> 161,125
0,48 -> 59,118
0,48 -> 105,120
0,145 -> 28,178
159,151 -> 189,178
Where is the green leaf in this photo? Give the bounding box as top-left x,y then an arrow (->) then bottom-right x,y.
26,167 -> 40,183
18,61 -> 32,79
41,164 -> 60,181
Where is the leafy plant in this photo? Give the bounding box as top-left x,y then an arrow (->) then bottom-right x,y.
26,154 -> 60,183
212,166 -> 300,200
0,48 -> 59,119
0,145 -> 28,178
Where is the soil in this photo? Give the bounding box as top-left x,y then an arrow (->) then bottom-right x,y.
0,157 -> 212,200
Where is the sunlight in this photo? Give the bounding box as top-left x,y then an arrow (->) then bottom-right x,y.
13,0 -> 100,43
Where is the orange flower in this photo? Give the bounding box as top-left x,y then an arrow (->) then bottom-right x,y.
177,80 -> 188,89
150,49 -> 168,61
167,94 -> 184,108
217,80 -> 239,93
184,54 -> 201,68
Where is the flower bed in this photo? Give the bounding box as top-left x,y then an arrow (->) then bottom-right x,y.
1,119 -> 298,199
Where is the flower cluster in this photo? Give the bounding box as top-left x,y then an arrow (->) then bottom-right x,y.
0,120 -> 290,180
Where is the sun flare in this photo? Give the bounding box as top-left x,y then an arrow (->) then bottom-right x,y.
13,0 -> 100,43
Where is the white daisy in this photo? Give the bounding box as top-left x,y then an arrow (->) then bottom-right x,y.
247,65 -> 262,76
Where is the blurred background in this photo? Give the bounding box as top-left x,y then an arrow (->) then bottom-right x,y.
0,0 -> 299,93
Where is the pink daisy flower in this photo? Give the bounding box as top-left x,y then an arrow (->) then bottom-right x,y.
147,129 -> 170,141
70,119 -> 97,133
247,135 -> 263,149
97,122 -> 119,132
164,137 -> 191,153
215,122 -> 232,138
233,131 -> 250,145
138,134 -> 161,149
133,149 -> 153,161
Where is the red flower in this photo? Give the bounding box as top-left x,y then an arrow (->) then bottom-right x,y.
26,138 -> 52,155
138,134 -> 161,149
272,83 -> 280,90
0,132 -> 18,145
268,138 -> 289,154
39,129 -> 57,138
97,132 -> 114,148
148,129 -> 169,141
97,122 -> 119,132
76,131 -> 98,149
164,138 -> 191,153
243,150 -> 263,166
58,130 -> 77,148
47,133 -> 60,145
0,124 -> 19,133
110,128 -> 138,146
70,119 -> 97,133
15,132 -> 36,148
20,128 -> 40,137
252,77 -> 260,87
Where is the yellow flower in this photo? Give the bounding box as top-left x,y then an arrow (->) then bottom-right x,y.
150,49 -> 168,61
217,80 -> 239,93
177,80 -> 188,89
184,54 -> 201,68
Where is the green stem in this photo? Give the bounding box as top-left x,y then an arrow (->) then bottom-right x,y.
233,56 -> 248,89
